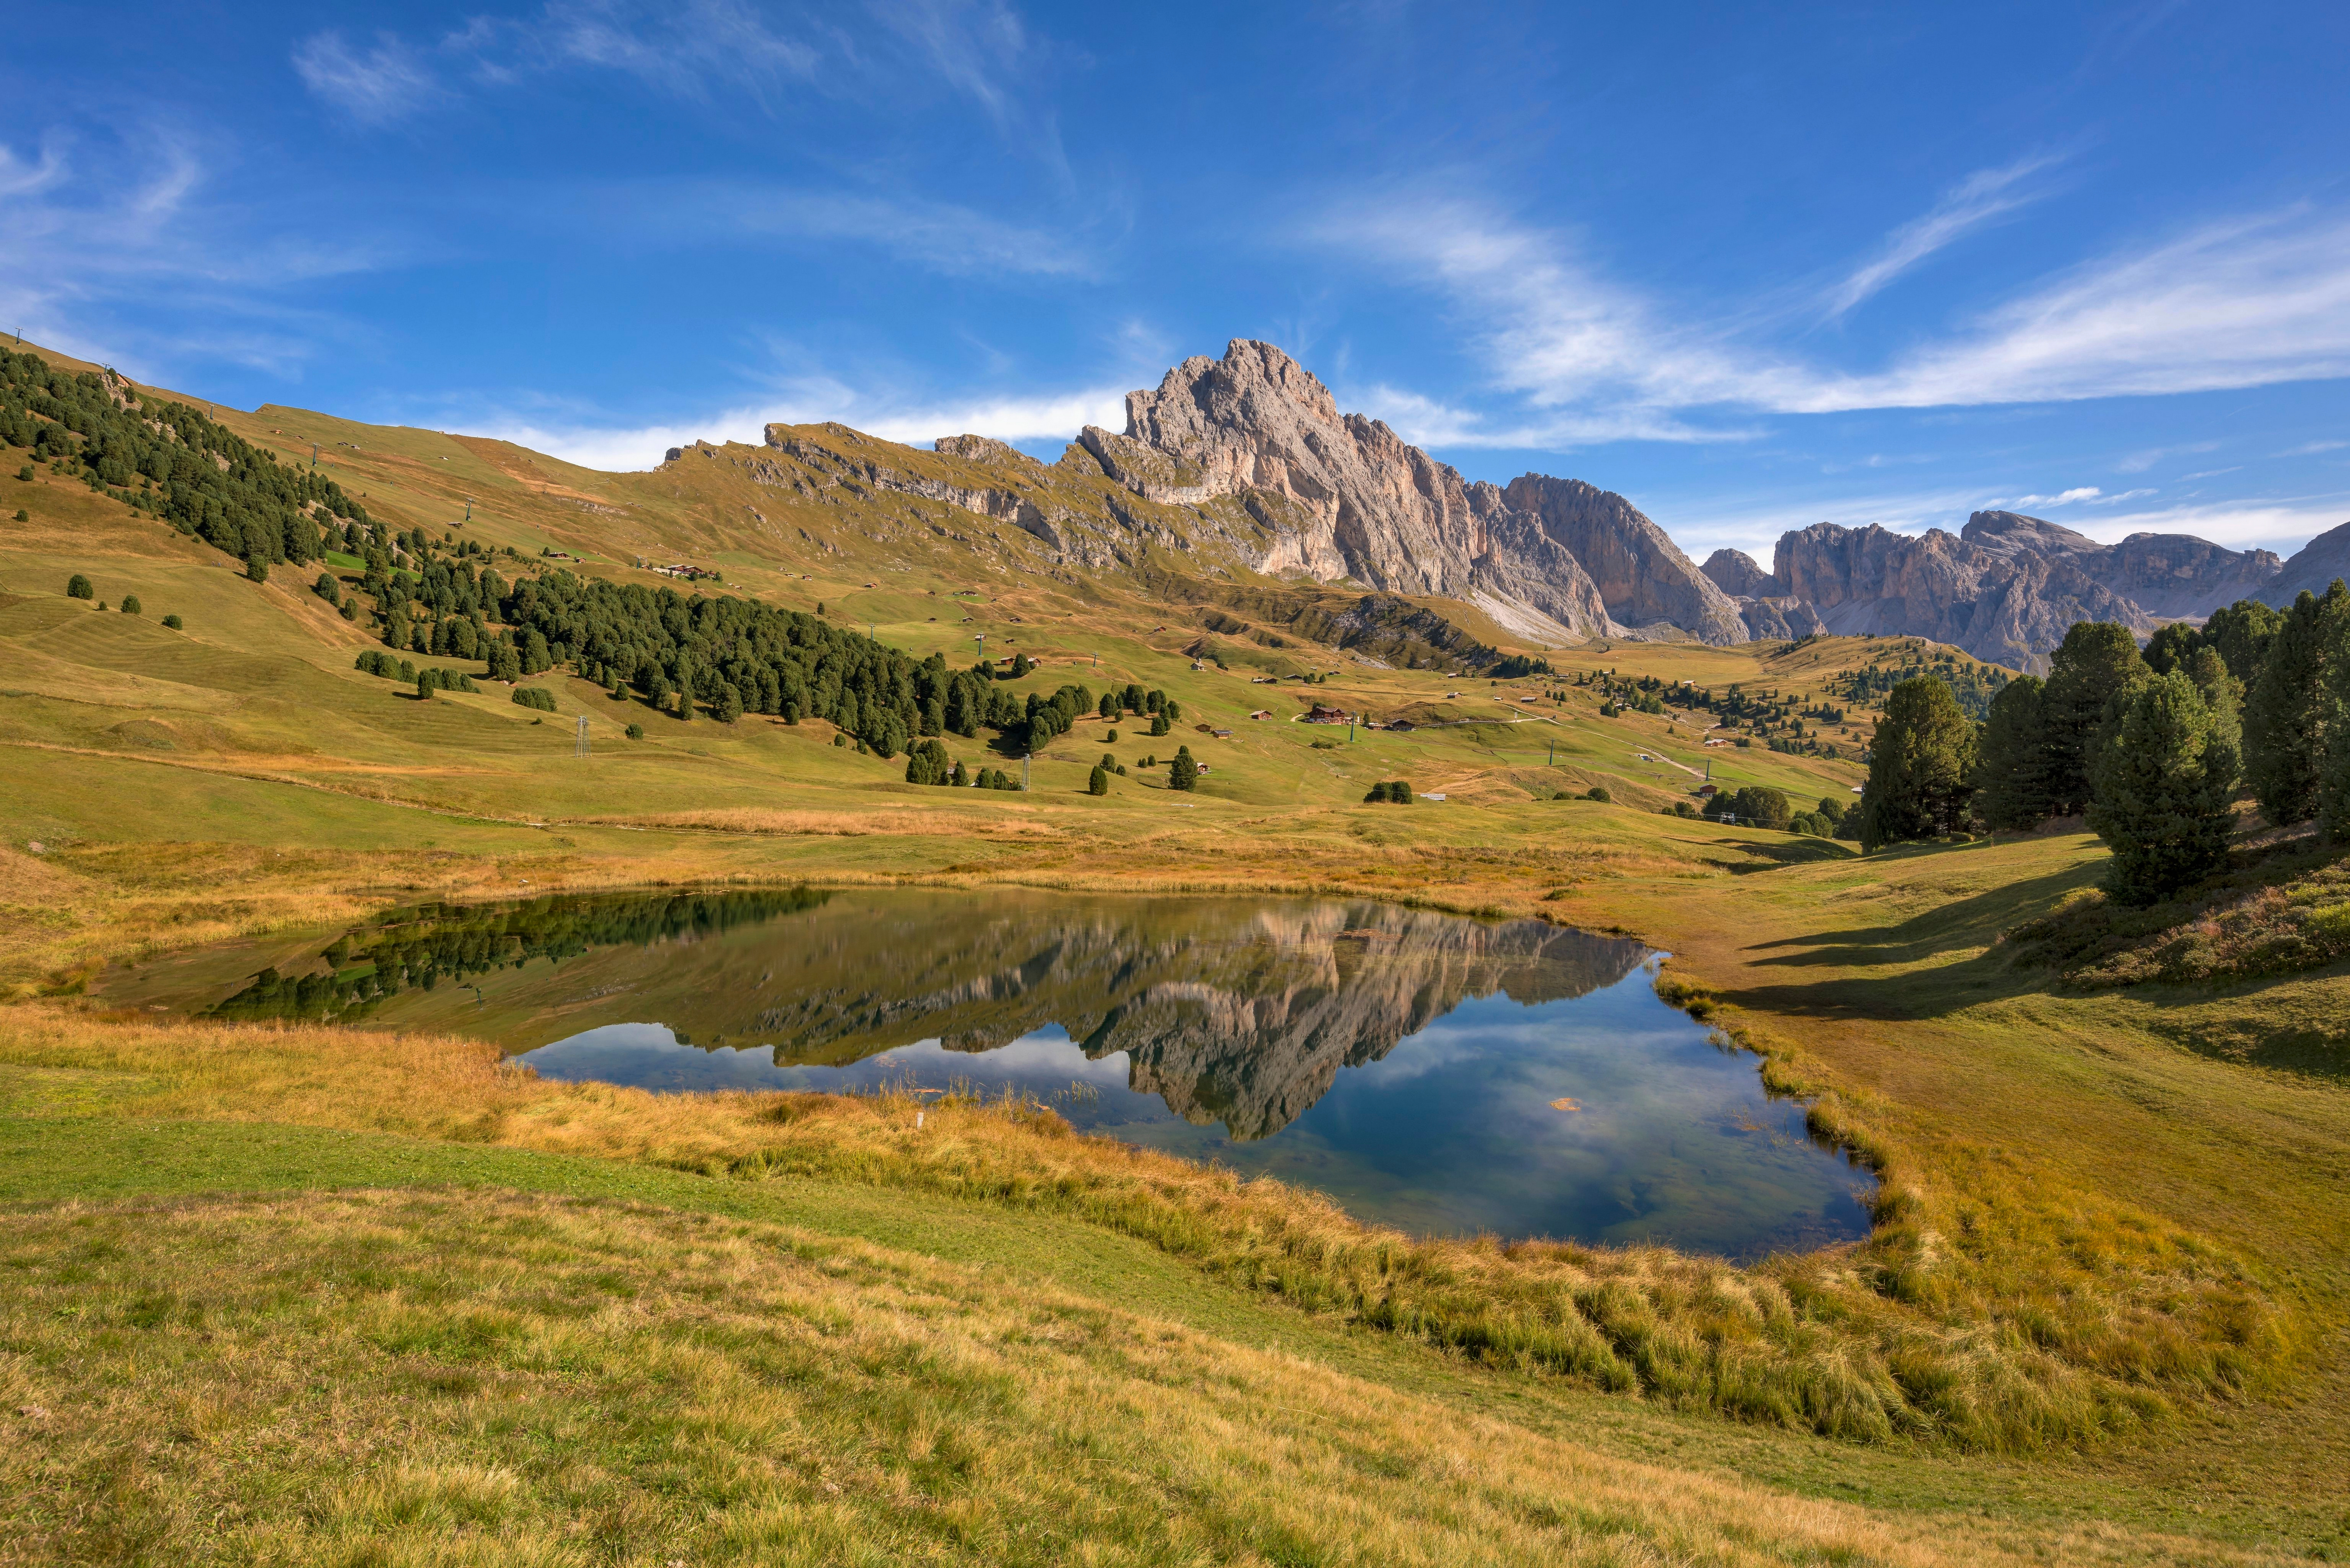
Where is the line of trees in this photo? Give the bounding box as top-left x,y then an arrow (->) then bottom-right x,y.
1859,587 -> 2350,904
2,348 -> 369,571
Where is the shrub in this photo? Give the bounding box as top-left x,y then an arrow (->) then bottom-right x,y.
904,739 -> 952,786
66,574 -> 93,600
1364,779 -> 1415,804
1708,785 -> 1793,831
1584,785 -> 1611,802
1790,811 -> 1832,837
833,733 -> 847,748
1088,765 -> 1109,795
312,571 -> 340,604
162,614 -> 182,630
1672,800 -> 1698,818
625,722 -> 644,740
119,595 -> 140,615
1105,728 -> 1118,743
512,686 -> 558,713
11,508 -> 24,522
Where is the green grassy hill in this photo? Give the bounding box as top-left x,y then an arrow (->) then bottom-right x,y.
6,336 -> 2349,1563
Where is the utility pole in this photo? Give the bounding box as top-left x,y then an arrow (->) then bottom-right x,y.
464,499 -> 473,522
575,715 -> 590,759
310,443 -> 319,469
1548,738 -> 1555,766
1022,752 -> 1031,792
974,633 -> 985,663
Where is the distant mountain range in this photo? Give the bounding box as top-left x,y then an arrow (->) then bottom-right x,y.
735,338 -> 2338,674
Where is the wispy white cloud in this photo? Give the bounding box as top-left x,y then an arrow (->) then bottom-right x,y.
2178,466 -> 2243,480
1323,196 -> 2350,440
0,128 -> 388,378
1995,486 -> 2106,507
524,0 -> 821,102
722,187 -> 1091,277
1824,154 -> 2062,318
2114,439 -> 2219,473
2275,439 -> 2348,457
2084,487 -> 2156,504
1342,379 -> 1749,449
292,32 -> 443,126
1818,208 -> 2350,409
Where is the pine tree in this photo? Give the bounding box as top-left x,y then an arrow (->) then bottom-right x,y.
1971,674 -> 2056,830
415,670 -> 433,702
66,573 -> 93,600
716,685 -> 743,724
1169,746 -> 1197,791
2202,598 -> 2284,686
2037,622 -> 2147,815
1088,764 -> 1109,795
1859,677 -> 1978,850
2089,670 -> 2238,905
2317,601 -> 2350,843
2243,584 -> 2346,827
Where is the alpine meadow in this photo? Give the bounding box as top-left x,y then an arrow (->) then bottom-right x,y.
8,4 -> 2350,1564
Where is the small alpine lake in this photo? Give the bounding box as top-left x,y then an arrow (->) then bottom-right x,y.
109,887 -> 1874,1259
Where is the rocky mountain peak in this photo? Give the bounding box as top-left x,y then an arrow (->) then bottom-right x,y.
1112,340 -> 1747,646
1961,509 -> 2100,558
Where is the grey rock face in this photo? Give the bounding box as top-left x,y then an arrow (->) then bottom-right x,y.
934,433 -> 1040,469
1775,521 -> 2150,673
1962,509 -> 2281,618
2262,520 -> 2350,606
1119,339 -> 1743,644
1736,597 -> 1827,641
1960,510 -> 2102,559
1701,548 -> 1780,597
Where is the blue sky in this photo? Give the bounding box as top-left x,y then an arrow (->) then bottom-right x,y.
6,2 -> 2347,564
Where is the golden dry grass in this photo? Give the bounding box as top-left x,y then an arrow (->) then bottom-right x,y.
8,1186 -> 2300,1568
0,1004 -> 2288,1457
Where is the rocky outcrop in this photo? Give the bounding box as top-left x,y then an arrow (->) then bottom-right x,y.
1078,425 -> 1210,504
1736,597 -> 1827,641
1701,548 -> 1780,597
2264,521 -> 2350,606
1493,476 -> 1747,643
1775,521 -> 2151,673
1962,510 -> 2281,618
1960,510 -> 2101,560
1118,340 -> 1740,645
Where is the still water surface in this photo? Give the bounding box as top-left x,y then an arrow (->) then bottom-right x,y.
137,887 -> 1872,1257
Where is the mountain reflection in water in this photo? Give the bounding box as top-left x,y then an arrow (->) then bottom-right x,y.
193,887 -> 1873,1256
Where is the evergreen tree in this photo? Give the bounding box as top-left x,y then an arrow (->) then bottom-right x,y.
1149,711 -> 1170,737
2185,646 -> 2243,770
2037,621 -> 2148,815
1169,746 -> 1198,791
950,759 -> 968,787
119,595 -> 140,615
1859,677 -> 1978,850
2143,622 -> 2201,676
66,573 -> 92,600
1971,675 -> 2057,830
2243,583 -> 2346,826
2089,670 -> 2238,905
415,670 -> 433,702
2202,598 -> 2284,686
312,571 -> 340,605
246,558 -> 269,584
2317,602 -> 2350,843
1088,764 -> 1109,795
715,685 -> 743,724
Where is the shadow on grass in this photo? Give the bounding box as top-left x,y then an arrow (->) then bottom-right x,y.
1724,848 -> 2109,1022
